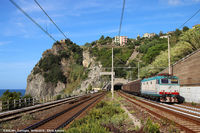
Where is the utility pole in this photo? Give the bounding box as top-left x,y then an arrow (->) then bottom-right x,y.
168,36 -> 171,75
111,46 -> 114,100
138,62 -> 140,79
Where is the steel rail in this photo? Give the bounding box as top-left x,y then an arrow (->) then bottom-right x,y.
16,92 -> 105,133
118,91 -> 200,133
0,94 -> 90,123
54,93 -> 105,131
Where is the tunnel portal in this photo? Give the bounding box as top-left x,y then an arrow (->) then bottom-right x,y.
114,83 -> 123,90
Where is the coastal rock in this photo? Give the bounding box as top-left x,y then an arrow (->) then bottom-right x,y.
72,50 -> 104,95
26,40 -> 83,98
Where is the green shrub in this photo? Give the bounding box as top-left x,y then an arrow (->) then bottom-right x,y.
142,43 -> 167,64
95,101 -> 108,108
33,67 -> 41,75
56,95 -> 62,100
33,39 -> 84,86
0,90 -> 21,101
110,114 -> 128,126
23,94 -> 32,99
143,118 -> 160,133
66,99 -> 125,133
39,54 -> 61,72
191,102 -> 197,106
43,64 -> 66,84
66,123 -> 108,133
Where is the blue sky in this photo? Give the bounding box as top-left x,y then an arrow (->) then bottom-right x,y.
0,0 -> 200,89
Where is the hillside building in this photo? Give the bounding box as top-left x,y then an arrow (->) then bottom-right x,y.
167,31 -> 174,34
136,34 -> 140,40
192,24 -> 200,29
114,36 -> 128,46
60,39 -> 66,43
160,35 -> 168,39
143,33 -> 156,38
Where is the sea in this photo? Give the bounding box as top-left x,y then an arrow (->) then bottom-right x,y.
0,89 -> 26,97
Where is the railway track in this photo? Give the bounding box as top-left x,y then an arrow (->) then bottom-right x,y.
174,104 -> 200,111
15,92 -> 105,133
0,94 -> 94,123
118,91 -> 200,133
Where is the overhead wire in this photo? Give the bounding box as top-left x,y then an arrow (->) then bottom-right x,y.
118,0 -> 126,37
179,8 -> 200,29
34,0 -> 67,39
9,0 -> 57,42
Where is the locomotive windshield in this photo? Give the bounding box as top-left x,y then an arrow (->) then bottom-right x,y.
160,78 -> 178,84
161,78 -> 168,84
170,79 -> 178,84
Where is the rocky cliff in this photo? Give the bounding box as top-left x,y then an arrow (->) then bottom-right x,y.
26,39 -> 84,99
26,40 -> 107,99
72,49 -> 104,95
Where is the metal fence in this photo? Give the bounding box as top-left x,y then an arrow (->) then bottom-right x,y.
0,98 -> 37,111
0,95 -> 61,112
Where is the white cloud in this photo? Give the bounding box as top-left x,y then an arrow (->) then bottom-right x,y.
0,41 -> 12,46
17,0 -> 66,13
74,0 -> 101,10
168,0 -> 182,5
162,0 -> 200,6
101,29 -> 118,34
35,18 -> 51,25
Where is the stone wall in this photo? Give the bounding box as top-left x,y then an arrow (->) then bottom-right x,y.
161,49 -> 200,86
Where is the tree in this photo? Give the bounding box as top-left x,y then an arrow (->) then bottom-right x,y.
174,29 -> 182,36
159,31 -> 164,36
137,35 -> 141,40
104,36 -> 112,44
179,26 -> 200,50
182,26 -> 189,32
0,90 -> 21,101
84,42 -> 91,47
143,43 -> 168,64
99,35 -> 104,41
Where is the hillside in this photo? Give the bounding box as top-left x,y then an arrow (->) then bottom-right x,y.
140,25 -> 200,77
84,35 -> 168,80
85,25 -> 200,80
26,25 -> 200,98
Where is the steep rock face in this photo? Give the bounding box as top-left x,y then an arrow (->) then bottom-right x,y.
72,50 -> 104,95
26,40 -> 83,99
26,73 -> 65,98
82,50 -> 93,67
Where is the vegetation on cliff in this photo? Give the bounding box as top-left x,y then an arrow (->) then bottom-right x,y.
85,36 -> 135,78
31,39 -> 88,94
140,25 -> 200,77
85,26 -> 199,79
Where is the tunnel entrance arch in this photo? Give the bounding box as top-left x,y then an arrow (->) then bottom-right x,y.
114,83 -> 123,90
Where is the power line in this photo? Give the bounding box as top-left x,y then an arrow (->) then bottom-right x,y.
118,0 -> 126,37
179,8 -> 200,29
34,0 -> 67,39
9,0 -> 56,42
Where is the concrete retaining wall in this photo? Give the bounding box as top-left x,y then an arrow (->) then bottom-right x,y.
180,86 -> 200,103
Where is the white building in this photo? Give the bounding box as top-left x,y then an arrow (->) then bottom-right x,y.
160,35 -> 168,39
114,36 -> 128,46
192,24 -> 200,29
143,33 -> 156,38
60,39 -> 66,43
